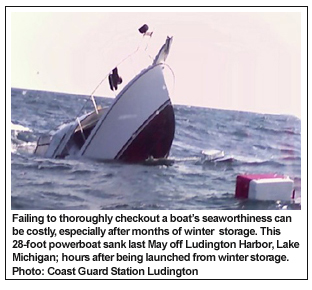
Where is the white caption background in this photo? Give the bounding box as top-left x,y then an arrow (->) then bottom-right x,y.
6,210 -> 307,279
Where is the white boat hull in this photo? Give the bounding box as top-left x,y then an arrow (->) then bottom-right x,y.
34,64 -> 175,163
79,64 -> 174,161
34,36 -> 175,163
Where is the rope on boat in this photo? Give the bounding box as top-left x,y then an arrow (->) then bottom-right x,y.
86,34 -> 152,114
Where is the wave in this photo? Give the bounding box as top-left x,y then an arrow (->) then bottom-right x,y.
255,124 -> 301,136
11,122 -> 37,154
10,88 -> 301,210
11,122 -> 32,132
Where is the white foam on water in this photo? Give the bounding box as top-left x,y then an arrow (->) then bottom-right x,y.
11,122 -> 32,132
201,149 -> 225,161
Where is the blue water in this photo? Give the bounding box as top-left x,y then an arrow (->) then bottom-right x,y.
11,88 -> 301,210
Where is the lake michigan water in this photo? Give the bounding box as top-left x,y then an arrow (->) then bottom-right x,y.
10,88 -> 301,210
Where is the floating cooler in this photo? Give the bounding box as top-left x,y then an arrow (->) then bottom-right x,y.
235,174 -> 294,201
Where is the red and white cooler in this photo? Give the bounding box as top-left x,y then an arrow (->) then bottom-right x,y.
235,174 -> 294,201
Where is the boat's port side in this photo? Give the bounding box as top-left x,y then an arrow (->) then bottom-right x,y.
33,135 -> 52,156
34,108 -> 107,159
33,33 -> 175,163
79,64 -> 173,162
116,101 -> 175,162
71,108 -> 107,150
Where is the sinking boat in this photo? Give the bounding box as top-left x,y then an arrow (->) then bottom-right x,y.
34,26 -> 175,163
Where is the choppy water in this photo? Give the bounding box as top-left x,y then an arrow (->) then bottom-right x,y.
11,88 -> 301,210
